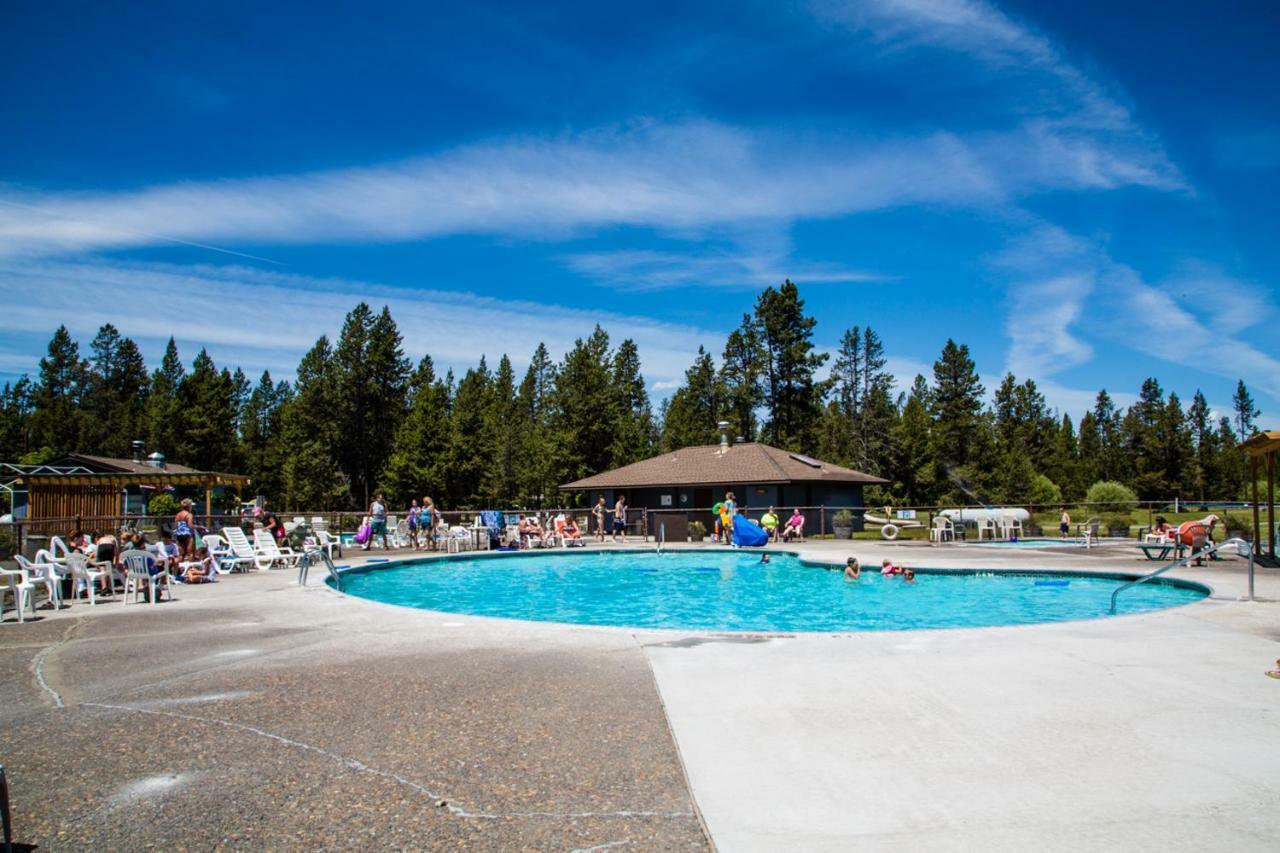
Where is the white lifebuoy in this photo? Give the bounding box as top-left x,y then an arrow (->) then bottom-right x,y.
881,523 -> 899,540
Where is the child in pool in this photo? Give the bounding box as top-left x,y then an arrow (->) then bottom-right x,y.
880,559 -> 902,576
844,557 -> 860,580
903,567 -> 916,583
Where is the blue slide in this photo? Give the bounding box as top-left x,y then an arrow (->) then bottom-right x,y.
732,517 -> 770,548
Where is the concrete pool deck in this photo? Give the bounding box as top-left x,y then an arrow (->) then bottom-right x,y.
2,539 -> 1277,850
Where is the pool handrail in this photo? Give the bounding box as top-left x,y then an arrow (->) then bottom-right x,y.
1109,537 -> 1251,614
297,547 -> 344,592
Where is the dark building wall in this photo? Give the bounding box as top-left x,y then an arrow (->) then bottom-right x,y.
578,482 -> 866,535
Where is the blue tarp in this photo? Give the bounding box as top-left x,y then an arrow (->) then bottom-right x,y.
732,516 -> 770,547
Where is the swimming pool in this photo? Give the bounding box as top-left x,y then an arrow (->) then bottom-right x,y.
333,551 -> 1206,632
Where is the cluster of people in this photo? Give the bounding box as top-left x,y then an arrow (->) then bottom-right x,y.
710,493 -> 806,545
517,512 -> 584,548
841,557 -> 915,583
591,495 -> 629,543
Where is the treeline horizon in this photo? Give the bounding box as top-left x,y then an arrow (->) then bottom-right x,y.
0,281 -> 1265,511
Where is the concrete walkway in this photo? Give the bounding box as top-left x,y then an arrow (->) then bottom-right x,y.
1,539 -> 1276,850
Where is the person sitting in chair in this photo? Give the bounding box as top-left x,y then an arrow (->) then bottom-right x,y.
782,509 -> 805,542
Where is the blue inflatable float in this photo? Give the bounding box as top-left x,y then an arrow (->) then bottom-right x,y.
732,517 -> 770,548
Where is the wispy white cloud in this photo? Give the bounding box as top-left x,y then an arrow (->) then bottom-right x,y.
0,118 -> 1180,263
0,258 -> 723,391
563,247 -> 888,290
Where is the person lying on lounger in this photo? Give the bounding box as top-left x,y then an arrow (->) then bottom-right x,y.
559,514 -> 582,543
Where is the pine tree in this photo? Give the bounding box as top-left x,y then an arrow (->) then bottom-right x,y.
334,304 -> 410,506
1076,411 -> 1102,489
661,347 -> 721,450
280,337 -> 347,508
1046,414 -> 1081,500
1232,380 -> 1260,441
720,314 -> 764,443
31,326 -> 87,455
447,358 -> 494,507
930,339 -> 984,469
145,338 -> 185,458
1092,390 -> 1124,483
888,375 -> 937,504
608,339 -> 655,467
857,327 -> 896,475
81,324 -> 150,456
0,377 -> 37,461
240,371 -> 291,502
1124,378 -> 1166,499
176,350 -> 239,472
381,356 -> 451,506
548,327 -> 615,491
754,281 -> 828,450
1187,391 -> 1215,502
486,355 -> 523,505
518,343 -> 557,505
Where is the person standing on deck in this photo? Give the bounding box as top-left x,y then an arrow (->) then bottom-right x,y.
613,495 -> 628,543
422,497 -> 440,550
1060,508 -> 1071,538
723,491 -> 737,545
364,493 -> 390,551
593,495 -> 608,542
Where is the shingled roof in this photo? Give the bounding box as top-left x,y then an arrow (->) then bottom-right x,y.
561,442 -> 886,490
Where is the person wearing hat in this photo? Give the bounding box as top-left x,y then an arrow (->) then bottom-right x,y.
173,498 -> 197,559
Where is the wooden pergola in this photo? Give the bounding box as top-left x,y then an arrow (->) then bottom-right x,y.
20,470 -> 250,521
1242,430 -> 1279,562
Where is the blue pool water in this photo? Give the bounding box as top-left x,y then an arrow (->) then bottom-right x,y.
334,551 -> 1206,632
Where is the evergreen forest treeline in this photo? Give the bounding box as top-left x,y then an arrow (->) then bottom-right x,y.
0,281 -> 1263,511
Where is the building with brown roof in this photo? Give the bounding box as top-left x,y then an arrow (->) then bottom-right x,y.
561,434 -> 885,536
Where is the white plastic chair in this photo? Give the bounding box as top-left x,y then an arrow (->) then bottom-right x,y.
65,552 -> 112,604
1,565 -> 37,622
1004,516 -> 1024,538
15,553 -> 62,611
929,516 -> 954,543
975,518 -> 997,541
120,549 -> 172,605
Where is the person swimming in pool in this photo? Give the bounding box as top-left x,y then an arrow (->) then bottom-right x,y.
903,567 -> 916,584
844,557 -> 860,580
880,558 -> 902,576
760,553 -> 770,564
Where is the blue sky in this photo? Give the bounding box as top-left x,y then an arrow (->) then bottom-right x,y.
2,0 -> 1278,420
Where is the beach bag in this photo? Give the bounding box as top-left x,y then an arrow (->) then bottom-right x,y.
354,523 -> 372,545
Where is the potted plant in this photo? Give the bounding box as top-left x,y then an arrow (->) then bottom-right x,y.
833,510 -> 855,540
1224,514 -> 1252,542
0,528 -> 15,561
688,520 -> 706,542
1103,514 -> 1132,538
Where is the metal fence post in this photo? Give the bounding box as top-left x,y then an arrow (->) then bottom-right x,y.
819,506 -> 826,536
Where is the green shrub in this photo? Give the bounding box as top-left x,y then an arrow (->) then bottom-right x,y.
833,509 -> 856,527
148,493 -> 181,517
1103,513 -> 1132,532
0,528 -> 16,560
688,520 -> 707,536
1085,481 -> 1138,514
1028,474 -> 1062,507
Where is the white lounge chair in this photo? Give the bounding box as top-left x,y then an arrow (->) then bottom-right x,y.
203,533 -> 253,574
120,548 -> 172,605
254,528 -> 301,569
221,526 -> 265,571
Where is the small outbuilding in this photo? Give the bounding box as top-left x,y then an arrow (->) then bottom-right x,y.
1241,430 -> 1278,563
561,436 -> 886,538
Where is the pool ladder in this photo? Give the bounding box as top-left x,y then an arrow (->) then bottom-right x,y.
297,548 -> 345,592
656,522 -> 665,555
1109,537 -> 1252,613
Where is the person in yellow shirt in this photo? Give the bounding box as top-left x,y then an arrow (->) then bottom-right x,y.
760,506 -> 780,541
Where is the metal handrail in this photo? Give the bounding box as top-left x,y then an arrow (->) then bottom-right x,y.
657,522 -> 665,555
1109,537 -> 1252,613
297,548 -> 344,592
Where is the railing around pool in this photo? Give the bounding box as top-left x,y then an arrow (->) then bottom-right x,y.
1109,538 -> 1252,614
